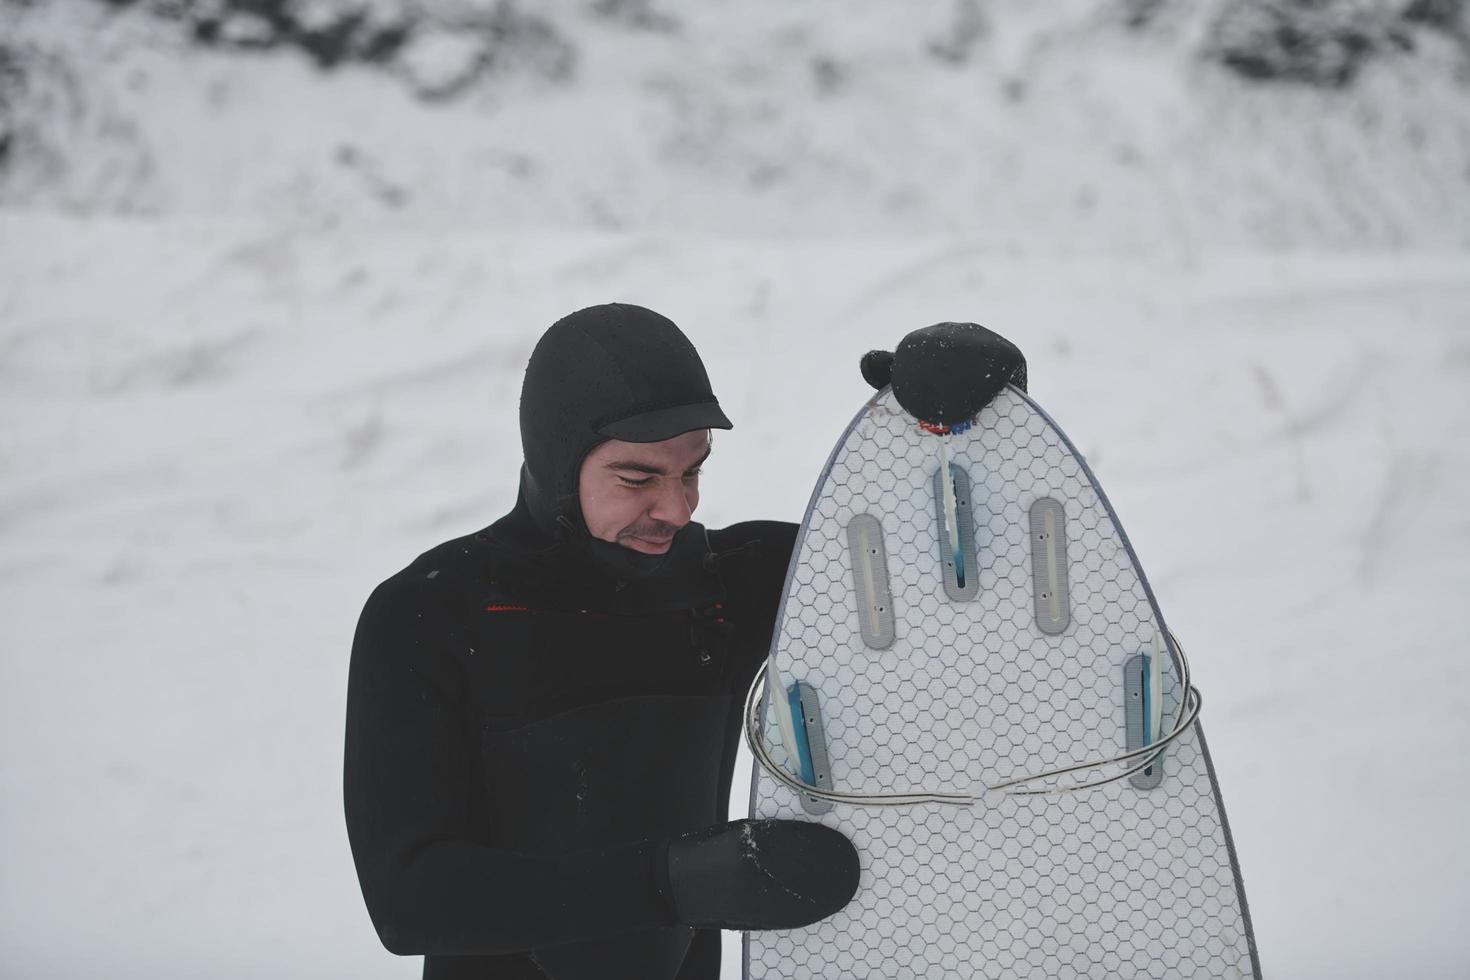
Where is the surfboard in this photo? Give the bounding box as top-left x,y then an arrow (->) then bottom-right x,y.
744,381 -> 1261,978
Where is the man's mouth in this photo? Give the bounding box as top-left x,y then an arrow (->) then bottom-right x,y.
625,533 -> 675,551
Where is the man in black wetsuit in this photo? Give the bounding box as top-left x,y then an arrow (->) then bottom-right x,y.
343,303 -> 859,980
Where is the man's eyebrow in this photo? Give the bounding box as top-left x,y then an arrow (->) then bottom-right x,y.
605,445 -> 712,477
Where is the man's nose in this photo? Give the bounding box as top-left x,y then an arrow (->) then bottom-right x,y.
648,479 -> 692,525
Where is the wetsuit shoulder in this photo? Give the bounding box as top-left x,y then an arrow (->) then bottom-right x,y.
705,520 -> 797,615
706,519 -> 798,550
367,524 -> 538,614
705,520 -> 797,578
393,526 -> 497,584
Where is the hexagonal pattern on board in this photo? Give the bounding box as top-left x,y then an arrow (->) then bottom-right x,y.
746,386 -> 1259,979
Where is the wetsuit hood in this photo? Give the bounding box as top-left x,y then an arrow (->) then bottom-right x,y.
511,302 -> 732,584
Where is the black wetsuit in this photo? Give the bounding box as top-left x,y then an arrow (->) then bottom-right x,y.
343,491 -> 797,979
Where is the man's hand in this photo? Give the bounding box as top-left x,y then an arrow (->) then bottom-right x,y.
860,322 -> 1028,426
660,818 -> 861,930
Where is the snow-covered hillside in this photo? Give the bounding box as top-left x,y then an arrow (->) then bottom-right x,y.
3,0 -> 1469,247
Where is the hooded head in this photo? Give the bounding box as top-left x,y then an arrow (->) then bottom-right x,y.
514,303 -> 732,580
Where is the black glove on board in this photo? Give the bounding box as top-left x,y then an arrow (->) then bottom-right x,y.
861,321 -> 1028,426
659,818 -> 861,930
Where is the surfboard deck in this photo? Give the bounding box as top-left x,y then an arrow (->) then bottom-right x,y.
745,384 -> 1260,979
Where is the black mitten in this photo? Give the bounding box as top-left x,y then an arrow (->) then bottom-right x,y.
860,322 -> 1027,425
660,818 -> 860,930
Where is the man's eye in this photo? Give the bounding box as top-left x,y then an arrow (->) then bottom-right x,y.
619,476 -> 653,487
682,469 -> 702,482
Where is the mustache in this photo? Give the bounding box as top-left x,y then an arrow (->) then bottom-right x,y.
619,522 -> 682,541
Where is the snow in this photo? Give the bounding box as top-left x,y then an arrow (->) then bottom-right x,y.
2,212 -> 1466,977
2,2 -> 1469,977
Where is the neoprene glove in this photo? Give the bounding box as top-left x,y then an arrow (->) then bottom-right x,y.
659,818 -> 860,930
860,322 -> 1027,425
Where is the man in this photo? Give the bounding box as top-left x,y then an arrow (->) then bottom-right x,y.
343,303 -> 860,980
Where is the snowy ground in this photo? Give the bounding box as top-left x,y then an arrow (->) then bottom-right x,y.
1,211 -> 1467,977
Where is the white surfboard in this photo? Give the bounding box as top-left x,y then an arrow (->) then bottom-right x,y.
745,383 -> 1260,978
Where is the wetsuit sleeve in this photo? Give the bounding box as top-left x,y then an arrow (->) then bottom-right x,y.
342,575 -> 677,956
714,520 -> 800,822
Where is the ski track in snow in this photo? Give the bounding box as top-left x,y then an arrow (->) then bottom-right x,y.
1,213 -> 1468,978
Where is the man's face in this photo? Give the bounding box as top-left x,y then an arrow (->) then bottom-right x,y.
577,428 -> 711,555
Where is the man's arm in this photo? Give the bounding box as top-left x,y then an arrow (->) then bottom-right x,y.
342,574 -> 675,956
710,520 -> 800,822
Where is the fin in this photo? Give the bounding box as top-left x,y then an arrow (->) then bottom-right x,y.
766,655 -> 802,781
790,681 -> 834,816
1124,651 -> 1165,790
932,462 -> 980,602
